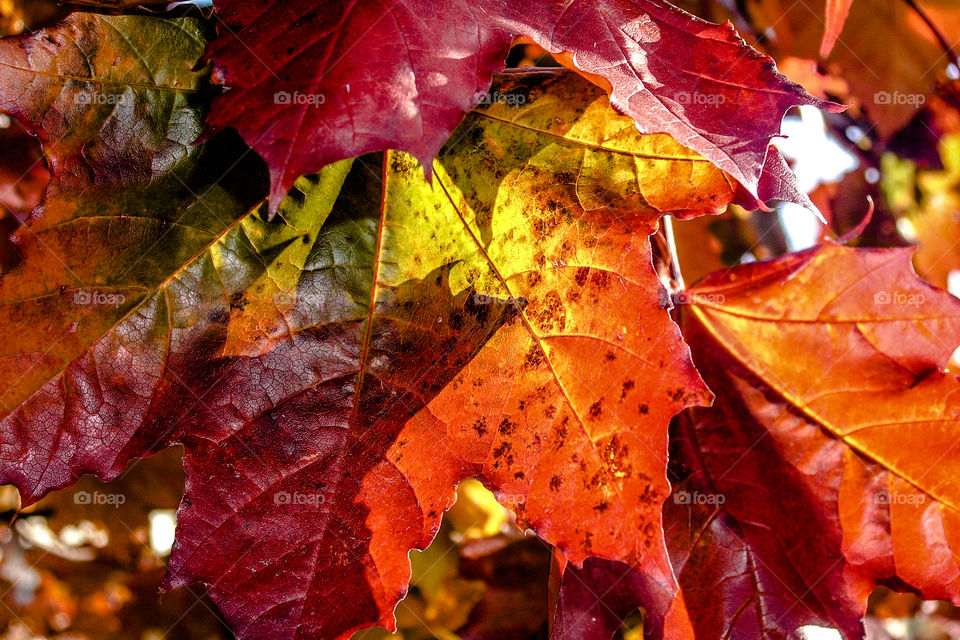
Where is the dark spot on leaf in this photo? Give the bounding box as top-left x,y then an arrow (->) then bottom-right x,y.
229,292 -> 247,311
498,417 -> 517,436
473,417 -> 487,437
590,270 -> 610,289
588,401 -> 602,419
574,267 -> 589,287
524,343 -> 546,370
493,441 -> 513,464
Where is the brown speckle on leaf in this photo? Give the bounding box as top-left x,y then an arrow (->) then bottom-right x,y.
588,400 -> 603,419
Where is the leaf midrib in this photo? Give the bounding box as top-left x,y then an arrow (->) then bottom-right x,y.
0,60 -> 206,93
2,207 -> 259,420
471,110 -> 714,162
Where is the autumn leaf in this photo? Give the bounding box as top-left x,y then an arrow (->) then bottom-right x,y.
821,0 -> 855,57
165,70 -> 722,638
681,243 -> 960,613
0,31 -> 742,636
551,552 -> 674,640
753,0 -> 960,136
205,0 -> 838,211
554,243 -> 960,640
0,13 -> 271,494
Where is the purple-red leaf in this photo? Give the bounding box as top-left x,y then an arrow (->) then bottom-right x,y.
206,0 -> 839,211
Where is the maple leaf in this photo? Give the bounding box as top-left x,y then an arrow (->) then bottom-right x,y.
553,243 -> 960,640
0,13 -> 271,495
164,70 -> 722,639
0,28 -> 738,635
205,0 -> 839,211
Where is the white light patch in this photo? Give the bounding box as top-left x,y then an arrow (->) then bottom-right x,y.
883,619 -> 908,637
149,509 -> 177,556
845,125 -> 865,144
896,217 -> 917,242
949,270 -> 960,298
166,0 -> 213,8
776,105 -> 858,193
779,203 -> 822,251
948,63 -> 960,80
799,625 -> 842,640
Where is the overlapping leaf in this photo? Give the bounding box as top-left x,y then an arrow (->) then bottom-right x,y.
164,69 -> 722,639
0,13 -> 270,497
0,23 -> 743,635
554,244 -> 960,640
205,0 -> 839,211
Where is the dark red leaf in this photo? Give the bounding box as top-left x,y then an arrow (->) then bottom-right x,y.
206,0 -> 840,211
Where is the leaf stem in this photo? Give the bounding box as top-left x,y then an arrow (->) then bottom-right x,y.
662,214 -> 685,292
902,0 -> 960,67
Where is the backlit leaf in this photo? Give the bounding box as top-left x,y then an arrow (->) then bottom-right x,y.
0,60 -> 734,639
554,243 -> 960,640
205,0 -> 838,211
